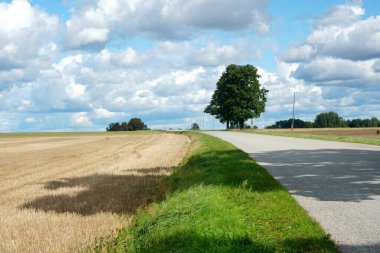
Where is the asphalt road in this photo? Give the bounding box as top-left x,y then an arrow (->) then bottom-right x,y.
206,131 -> 380,253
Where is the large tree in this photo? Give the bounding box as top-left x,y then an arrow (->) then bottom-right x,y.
127,118 -> 146,131
314,112 -> 343,128
191,123 -> 200,130
204,64 -> 268,129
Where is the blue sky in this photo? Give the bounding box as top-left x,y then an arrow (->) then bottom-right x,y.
0,0 -> 380,131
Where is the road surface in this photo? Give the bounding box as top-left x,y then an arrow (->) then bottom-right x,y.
206,131 -> 380,253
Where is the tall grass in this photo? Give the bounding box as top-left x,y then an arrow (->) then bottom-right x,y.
99,133 -> 338,253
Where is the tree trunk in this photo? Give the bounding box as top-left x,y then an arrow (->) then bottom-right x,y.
226,121 -> 230,130
239,120 -> 244,130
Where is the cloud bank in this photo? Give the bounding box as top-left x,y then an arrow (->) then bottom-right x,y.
0,0 -> 379,131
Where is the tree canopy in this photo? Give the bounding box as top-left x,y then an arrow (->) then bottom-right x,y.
204,64 -> 268,129
266,119 -> 314,129
346,117 -> 379,128
106,118 -> 148,131
314,112 -> 343,128
127,118 -> 146,131
191,123 -> 200,130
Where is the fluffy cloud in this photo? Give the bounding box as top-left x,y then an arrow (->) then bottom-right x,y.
71,112 -> 93,127
317,3 -> 364,27
0,38 -> 230,130
256,62 -> 326,125
281,45 -> 315,63
0,0 -> 58,91
373,60 -> 380,72
94,108 -> 117,119
63,0 -> 271,48
191,41 -> 262,66
309,16 -> 380,61
279,1 -> 380,120
0,0 -> 271,131
1,0 -> 379,132
283,2 -> 380,64
293,57 -> 375,83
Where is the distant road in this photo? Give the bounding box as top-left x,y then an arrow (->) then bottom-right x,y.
206,131 -> 380,253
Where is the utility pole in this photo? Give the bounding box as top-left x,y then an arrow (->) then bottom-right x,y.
203,118 -> 205,130
212,117 -> 214,130
291,92 -> 296,129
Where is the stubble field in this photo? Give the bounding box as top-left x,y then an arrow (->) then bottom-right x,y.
0,132 -> 190,253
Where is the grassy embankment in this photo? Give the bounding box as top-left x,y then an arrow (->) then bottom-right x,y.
94,132 -> 338,253
233,129 -> 380,146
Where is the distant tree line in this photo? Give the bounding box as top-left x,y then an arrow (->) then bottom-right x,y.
266,119 -> 314,129
106,118 -> 148,131
266,112 -> 380,129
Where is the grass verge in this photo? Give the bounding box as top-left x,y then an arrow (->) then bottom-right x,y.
93,132 -> 338,253
235,130 -> 380,146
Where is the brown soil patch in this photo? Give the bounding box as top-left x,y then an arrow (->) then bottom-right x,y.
0,133 -> 190,253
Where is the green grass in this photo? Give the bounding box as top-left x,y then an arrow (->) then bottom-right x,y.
93,133 -> 338,253
237,130 -> 380,146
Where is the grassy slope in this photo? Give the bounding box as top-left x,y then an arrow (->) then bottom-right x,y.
97,133 -> 338,253
235,130 -> 380,146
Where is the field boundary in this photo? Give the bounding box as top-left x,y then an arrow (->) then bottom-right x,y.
93,132 -> 339,252
232,129 -> 380,146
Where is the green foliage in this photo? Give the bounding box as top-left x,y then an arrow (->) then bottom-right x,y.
121,122 -> 128,131
99,133 -> 338,253
346,117 -> 380,127
127,118 -> 146,131
314,112 -> 343,128
106,122 -> 122,131
266,119 -> 314,129
106,118 -> 148,131
205,64 -> 268,129
314,112 -> 379,128
265,114 -> 380,129
191,123 -> 200,130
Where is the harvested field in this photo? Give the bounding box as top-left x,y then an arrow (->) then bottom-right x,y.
0,133 -> 190,253
259,127 -> 380,138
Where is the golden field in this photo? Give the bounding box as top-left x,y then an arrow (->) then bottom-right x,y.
0,132 -> 190,253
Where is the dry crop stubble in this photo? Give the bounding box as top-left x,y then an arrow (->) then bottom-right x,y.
0,133 -> 190,253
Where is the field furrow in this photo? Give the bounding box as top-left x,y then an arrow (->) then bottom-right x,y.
0,133 -> 190,253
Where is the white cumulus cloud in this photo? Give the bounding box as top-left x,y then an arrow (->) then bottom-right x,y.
0,0 -> 58,73
71,112 -> 93,127
63,0 -> 271,48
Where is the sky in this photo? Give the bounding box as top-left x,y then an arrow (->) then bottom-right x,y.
0,0 -> 380,131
